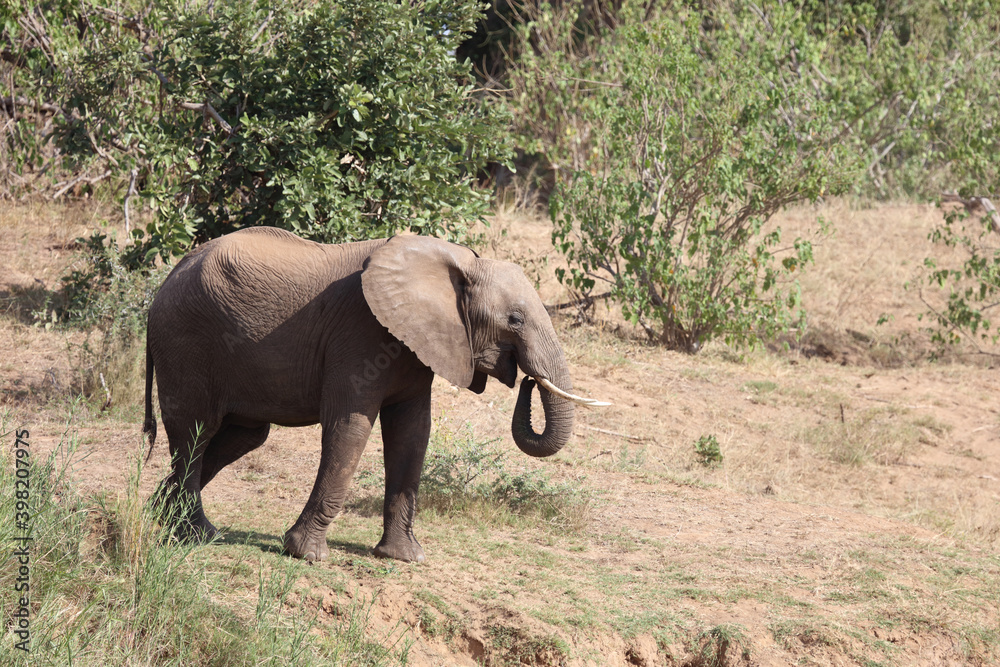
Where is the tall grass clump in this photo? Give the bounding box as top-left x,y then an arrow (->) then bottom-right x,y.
801,407 -> 920,467
0,413 -> 404,665
420,421 -> 591,531
45,231 -> 170,413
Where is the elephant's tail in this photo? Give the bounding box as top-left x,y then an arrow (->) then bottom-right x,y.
143,336 -> 157,462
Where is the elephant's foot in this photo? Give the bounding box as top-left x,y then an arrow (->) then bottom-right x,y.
374,533 -> 425,563
180,517 -> 218,543
283,525 -> 330,562
152,480 -> 218,543
173,505 -> 218,543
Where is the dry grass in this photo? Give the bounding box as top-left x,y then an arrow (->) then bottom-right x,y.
776,198 -> 1000,359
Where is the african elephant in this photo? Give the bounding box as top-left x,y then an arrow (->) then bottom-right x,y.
143,227 -> 603,562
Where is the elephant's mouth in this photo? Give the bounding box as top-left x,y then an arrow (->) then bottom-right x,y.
494,351 -> 608,405
473,346 -> 518,388
499,348 -> 518,388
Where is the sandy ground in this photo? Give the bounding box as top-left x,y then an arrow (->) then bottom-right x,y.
2,200 -> 999,665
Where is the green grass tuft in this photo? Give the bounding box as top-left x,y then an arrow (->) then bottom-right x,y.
0,414 -> 411,666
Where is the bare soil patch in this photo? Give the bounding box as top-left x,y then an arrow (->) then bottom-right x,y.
2,201 -> 998,665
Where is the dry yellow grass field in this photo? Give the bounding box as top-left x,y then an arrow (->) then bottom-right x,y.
1,200 -> 998,665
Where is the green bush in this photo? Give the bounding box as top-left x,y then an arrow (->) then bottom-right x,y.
549,6 -> 856,351
138,0 -> 511,252
694,435 -> 724,468
504,1 -> 998,351
922,206 -> 1000,349
3,1 -> 511,254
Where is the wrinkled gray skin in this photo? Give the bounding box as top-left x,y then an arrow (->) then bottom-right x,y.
143,227 -> 574,562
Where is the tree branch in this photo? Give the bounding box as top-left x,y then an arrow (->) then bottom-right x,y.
250,11 -> 274,43
51,170 -> 112,199
179,101 -> 233,134
546,291 -> 613,312
1,96 -> 66,117
124,168 -> 138,235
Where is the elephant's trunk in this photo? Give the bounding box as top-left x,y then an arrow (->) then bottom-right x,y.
511,366 -> 575,458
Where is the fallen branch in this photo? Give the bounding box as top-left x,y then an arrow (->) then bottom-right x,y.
941,192 -> 1000,234
547,291 -> 613,312
577,425 -> 649,442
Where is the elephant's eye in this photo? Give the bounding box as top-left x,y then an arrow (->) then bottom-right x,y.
508,312 -> 525,328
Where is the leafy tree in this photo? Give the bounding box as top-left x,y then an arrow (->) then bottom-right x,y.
550,5 -> 857,351
504,0 -> 995,202
138,0 -> 511,253
2,0 -> 511,256
907,0 -> 1000,348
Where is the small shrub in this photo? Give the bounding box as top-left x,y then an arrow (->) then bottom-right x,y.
694,435 -> 723,468
697,623 -> 751,667
421,422 -> 590,530
921,206 -> 1000,350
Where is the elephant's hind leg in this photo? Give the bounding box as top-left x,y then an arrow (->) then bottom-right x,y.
200,422 -> 271,490
159,414 -> 222,541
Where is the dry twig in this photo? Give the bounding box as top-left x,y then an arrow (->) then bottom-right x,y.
578,425 -> 649,442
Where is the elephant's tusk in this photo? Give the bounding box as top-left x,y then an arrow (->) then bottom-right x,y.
534,377 -> 612,407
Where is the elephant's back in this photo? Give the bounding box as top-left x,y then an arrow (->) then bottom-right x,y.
150,228 -> 388,336
199,227 -> 386,288
157,228 -> 383,299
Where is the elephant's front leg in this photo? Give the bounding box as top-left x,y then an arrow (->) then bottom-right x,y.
373,392 -> 432,563
283,411 -> 375,561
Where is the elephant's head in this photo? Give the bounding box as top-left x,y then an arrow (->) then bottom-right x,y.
362,235 -> 601,457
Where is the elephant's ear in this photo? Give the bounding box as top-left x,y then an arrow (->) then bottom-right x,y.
362,236 -> 476,389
